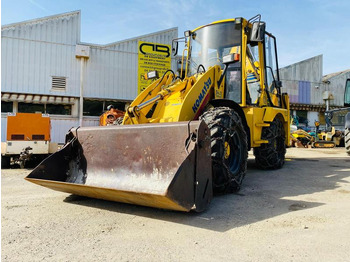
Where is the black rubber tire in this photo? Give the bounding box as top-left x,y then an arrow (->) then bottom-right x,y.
254,117 -> 286,169
1,156 -> 10,169
201,107 -> 248,193
345,128 -> 350,156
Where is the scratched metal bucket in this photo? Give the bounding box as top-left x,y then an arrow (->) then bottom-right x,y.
25,121 -> 212,212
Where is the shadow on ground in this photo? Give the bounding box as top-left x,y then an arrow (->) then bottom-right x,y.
63,155 -> 350,232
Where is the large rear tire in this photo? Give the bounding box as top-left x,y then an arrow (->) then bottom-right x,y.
345,128 -> 350,156
201,107 -> 248,193
254,117 -> 286,169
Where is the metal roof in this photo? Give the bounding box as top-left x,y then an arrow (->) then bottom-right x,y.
322,69 -> 350,82
1,10 -> 81,29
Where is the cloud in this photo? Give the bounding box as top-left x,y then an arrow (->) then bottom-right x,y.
28,0 -> 48,12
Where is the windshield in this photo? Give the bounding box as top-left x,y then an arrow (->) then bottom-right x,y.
188,22 -> 242,76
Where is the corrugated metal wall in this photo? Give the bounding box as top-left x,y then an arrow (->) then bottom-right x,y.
279,55 -> 323,83
279,55 -> 349,107
298,81 -> 311,104
1,37 -> 80,96
323,71 -> 350,106
84,47 -> 138,100
1,11 -> 81,97
280,55 -> 323,105
285,79 -> 327,105
84,28 -> 178,100
1,11 -> 178,101
50,116 -> 99,143
1,11 -> 178,143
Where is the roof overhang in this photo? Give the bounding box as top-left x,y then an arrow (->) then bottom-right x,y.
1,92 -> 76,105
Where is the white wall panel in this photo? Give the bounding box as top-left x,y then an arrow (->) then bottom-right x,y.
2,12 -> 178,143
50,116 -> 99,143
83,28 -> 178,101
307,111 -> 319,126
2,17 -> 177,102
47,117 -> 78,143
323,71 -> 350,106
82,117 -> 100,127
1,38 -> 79,96
279,55 -> 350,106
1,115 -> 7,142
279,55 -> 323,83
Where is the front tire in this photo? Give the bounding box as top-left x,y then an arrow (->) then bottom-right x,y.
254,117 -> 286,169
201,107 -> 248,193
345,128 -> 350,156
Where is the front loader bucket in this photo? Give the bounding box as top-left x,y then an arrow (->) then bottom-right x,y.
25,121 -> 212,212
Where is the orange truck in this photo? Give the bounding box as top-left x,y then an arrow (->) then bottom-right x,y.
1,113 -> 58,168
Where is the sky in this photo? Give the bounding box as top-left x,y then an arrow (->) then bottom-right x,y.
1,0 -> 349,75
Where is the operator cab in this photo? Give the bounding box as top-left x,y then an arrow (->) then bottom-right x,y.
179,16 -> 282,107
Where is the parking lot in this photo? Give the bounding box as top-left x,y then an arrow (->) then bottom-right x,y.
2,148 -> 350,261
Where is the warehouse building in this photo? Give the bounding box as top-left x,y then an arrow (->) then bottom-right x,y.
1,11 -> 177,143
279,55 -> 350,128
2,11 -> 349,144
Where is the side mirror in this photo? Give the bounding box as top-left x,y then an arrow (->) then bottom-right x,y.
274,80 -> 282,88
250,22 -> 265,42
172,40 -> 179,56
184,30 -> 191,37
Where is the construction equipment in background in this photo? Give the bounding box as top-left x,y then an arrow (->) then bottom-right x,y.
291,79 -> 350,150
291,129 -> 315,148
313,120 -> 336,148
323,108 -> 350,146
321,79 -> 350,152
26,15 -> 290,212
99,105 -> 125,126
345,79 -> 350,155
346,112 -> 350,155
1,113 -> 58,168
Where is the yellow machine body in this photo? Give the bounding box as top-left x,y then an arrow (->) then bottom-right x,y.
123,18 -> 290,148
26,16 -> 290,212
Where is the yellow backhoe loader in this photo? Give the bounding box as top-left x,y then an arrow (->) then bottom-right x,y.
26,15 -> 290,212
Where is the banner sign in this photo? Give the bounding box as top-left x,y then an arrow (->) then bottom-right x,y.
138,41 -> 171,94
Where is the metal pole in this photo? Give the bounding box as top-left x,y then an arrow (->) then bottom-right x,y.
325,99 -> 329,112
79,58 -> 84,126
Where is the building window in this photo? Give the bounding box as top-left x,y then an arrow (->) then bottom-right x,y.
46,104 -> 72,115
1,101 -> 13,113
18,102 -> 71,115
83,99 -> 125,116
296,110 -> 308,125
18,103 -> 45,113
51,76 -> 67,90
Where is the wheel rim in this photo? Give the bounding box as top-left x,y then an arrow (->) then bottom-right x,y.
224,142 -> 231,159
